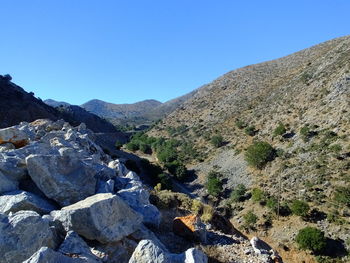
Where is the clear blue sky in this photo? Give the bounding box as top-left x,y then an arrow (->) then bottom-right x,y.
0,0 -> 349,105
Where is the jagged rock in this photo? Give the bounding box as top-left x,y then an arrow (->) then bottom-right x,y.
51,193 -> 142,243
0,155 -> 27,181
58,231 -> 101,262
96,179 -> 115,193
173,214 -> 207,243
128,239 -> 208,263
0,211 -> 56,263
0,171 -> 18,194
26,154 -> 98,206
0,190 -> 56,215
0,126 -> 29,148
118,171 -> 161,227
0,142 -> 15,152
108,159 -> 129,177
23,247 -> 90,263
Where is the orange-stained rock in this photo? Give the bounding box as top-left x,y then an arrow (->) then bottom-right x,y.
173,214 -> 206,242
0,127 -> 29,149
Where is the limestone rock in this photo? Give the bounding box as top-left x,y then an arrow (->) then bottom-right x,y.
0,171 -> 18,194
0,190 -> 57,215
128,239 -> 208,263
23,247 -> 88,263
0,211 -> 55,263
58,231 -> 101,262
51,193 -> 142,243
118,171 -> 161,227
26,154 -> 98,206
0,126 -> 29,148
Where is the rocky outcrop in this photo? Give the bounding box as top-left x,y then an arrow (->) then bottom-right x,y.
51,193 -> 143,243
0,190 -> 56,215
0,211 -> 56,263
26,154 -> 99,206
128,239 -> 208,263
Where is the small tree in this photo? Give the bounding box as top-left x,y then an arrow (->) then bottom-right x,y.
243,210 -> 258,229
290,200 -> 310,217
206,171 -> 223,197
115,140 -> 123,150
251,188 -> 267,203
245,141 -> 275,169
244,126 -> 256,136
295,227 -> 326,253
211,135 -> 223,148
126,141 -> 139,152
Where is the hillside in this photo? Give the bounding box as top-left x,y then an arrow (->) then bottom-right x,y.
44,99 -> 71,107
145,35 -> 350,262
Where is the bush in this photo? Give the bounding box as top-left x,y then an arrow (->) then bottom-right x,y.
245,141 -> 275,169
243,210 -> 258,229
273,122 -> 286,137
244,126 -> 256,136
126,141 -> 139,151
290,200 -> 310,217
251,188 -> 267,203
266,196 -> 278,212
139,142 -> 151,154
157,173 -> 172,190
235,120 -> 246,129
211,135 -> 223,148
206,171 -> 223,197
230,184 -> 247,202
295,227 -> 326,253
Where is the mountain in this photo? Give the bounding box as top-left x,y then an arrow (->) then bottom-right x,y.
147,35 -> 350,262
0,75 -> 59,128
44,99 -> 70,107
81,99 -> 162,126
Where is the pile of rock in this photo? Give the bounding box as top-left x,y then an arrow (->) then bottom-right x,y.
0,119 -> 207,263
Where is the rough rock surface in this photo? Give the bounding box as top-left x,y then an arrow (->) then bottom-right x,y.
23,247 -> 90,263
0,190 -> 56,215
0,126 -> 29,148
173,214 -> 207,243
128,239 -> 208,263
51,193 -> 143,243
0,171 -> 18,194
26,154 -> 98,206
0,211 -> 55,263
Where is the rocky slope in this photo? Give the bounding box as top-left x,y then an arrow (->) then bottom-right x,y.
148,35 -> 350,262
0,119 -> 283,263
44,99 -> 71,108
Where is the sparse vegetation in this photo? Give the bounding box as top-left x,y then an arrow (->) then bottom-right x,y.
230,184 -> 247,202
251,188 -> 267,203
273,122 -> 286,137
244,126 -> 256,136
243,210 -> 258,229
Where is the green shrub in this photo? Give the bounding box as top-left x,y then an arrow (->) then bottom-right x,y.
328,144 -> 342,153
230,184 -> 247,202
295,227 -> 326,253
334,186 -> 350,207
157,173 -> 172,190
243,210 -> 258,229
245,141 -> 275,169
266,196 -> 278,212
290,200 -> 310,217
273,122 -> 286,137
244,126 -> 256,136
126,141 -> 139,151
139,142 -> 151,154
211,135 -> 224,148
300,126 -> 311,141
251,188 -> 267,203
206,171 -> 223,197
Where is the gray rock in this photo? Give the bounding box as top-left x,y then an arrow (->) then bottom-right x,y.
0,190 -> 56,215
58,231 -> 101,262
0,211 -> 56,263
0,142 -> 15,152
23,247 -> 88,263
128,240 -> 207,263
0,126 -> 29,148
118,171 -> 161,227
0,171 -> 18,194
0,155 -> 27,181
26,154 -> 98,206
51,193 -> 142,243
